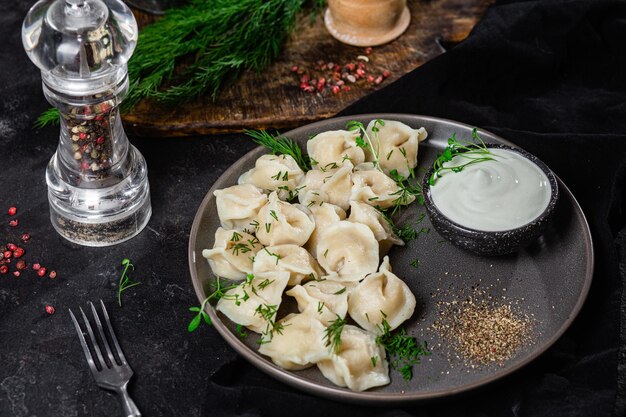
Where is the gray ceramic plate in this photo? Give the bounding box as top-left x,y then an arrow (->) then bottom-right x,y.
188,114 -> 593,404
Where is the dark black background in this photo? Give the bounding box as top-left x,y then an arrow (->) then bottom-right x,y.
1,1 -> 625,416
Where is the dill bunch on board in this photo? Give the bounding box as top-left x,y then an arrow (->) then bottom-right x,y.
35,0 -> 322,127
125,0 -> 313,109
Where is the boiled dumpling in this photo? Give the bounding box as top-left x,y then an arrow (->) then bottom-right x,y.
316,221 -> 379,281
304,203 -> 346,256
214,184 -> 268,232
307,130 -> 365,169
255,192 -> 315,246
304,204 -> 346,253
202,228 -> 263,280
286,280 -> 349,324
317,325 -> 390,391
364,120 -> 427,178
347,201 -> 404,255
351,167 -> 414,209
348,256 -> 416,334
216,271 -> 290,335
258,312 -> 331,370
253,244 -> 324,286
298,162 -> 353,211
238,154 -> 305,201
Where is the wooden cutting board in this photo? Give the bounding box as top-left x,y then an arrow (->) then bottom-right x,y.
124,0 -> 494,137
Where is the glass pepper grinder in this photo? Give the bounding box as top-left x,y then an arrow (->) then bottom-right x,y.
22,0 -> 151,246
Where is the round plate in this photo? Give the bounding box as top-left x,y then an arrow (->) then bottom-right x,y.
188,114 -> 593,404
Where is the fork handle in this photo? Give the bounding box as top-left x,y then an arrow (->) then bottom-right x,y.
117,385 -> 141,417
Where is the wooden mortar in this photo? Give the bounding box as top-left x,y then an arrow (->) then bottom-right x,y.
324,0 -> 411,46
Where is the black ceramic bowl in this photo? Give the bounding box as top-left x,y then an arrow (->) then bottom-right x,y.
422,144 -> 559,256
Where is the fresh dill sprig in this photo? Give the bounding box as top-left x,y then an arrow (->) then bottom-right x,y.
429,128 -> 494,185
34,107 -> 60,128
377,209 -> 429,244
376,320 -> 431,381
388,168 -> 424,214
188,276 -> 239,332
117,258 -> 141,307
323,315 -> 347,353
245,129 -> 311,171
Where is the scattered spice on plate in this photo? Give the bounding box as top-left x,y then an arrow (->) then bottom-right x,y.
431,283 -> 535,366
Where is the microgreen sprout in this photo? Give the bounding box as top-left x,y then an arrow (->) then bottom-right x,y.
188,277 -> 239,332
429,128 -> 493,185
117,258 -> 141,307
347,119 -> 385,172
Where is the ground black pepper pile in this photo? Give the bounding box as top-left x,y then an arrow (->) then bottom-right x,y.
431,284 -> 535,366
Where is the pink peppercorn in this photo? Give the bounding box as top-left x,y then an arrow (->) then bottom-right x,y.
45,305 -> 55,315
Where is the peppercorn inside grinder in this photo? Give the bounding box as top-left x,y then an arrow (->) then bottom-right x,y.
22,0 -> 151,246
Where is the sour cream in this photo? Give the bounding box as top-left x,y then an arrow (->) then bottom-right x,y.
429,148 -> 551,232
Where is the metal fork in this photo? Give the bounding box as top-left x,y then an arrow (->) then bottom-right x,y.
69,300 -> 141,417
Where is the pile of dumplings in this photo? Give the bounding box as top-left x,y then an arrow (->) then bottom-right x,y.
203,120 -> 428,392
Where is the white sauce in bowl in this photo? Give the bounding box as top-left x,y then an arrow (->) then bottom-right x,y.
430,148 -> 552,232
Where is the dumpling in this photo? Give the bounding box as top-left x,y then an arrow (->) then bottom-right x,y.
317,325 -> 390,391
307,130 -> 365,169
364,120 -> 428,178
286,280 -> 349,324
214,184 -> 268,232
347,256 -> 416,334
253,244 -> 324,286
351,167 -> 414,209
316,221 -> 379,281
297,162 -> 353,211
202,228 -> 263,280
238,154 -> 305,201
216,271 -> 290,335
258,312 -> 331,370
304,203 -> 346,256
347,201 -> 404,255
255,192 -> 315,247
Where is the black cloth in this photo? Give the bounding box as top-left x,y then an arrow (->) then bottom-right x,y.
1,0 -> 625,416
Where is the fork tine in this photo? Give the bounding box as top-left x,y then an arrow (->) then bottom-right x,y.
69,309 -> 97,373
79,307 -> 107,370
89,301 -> 117,367
99,299 -> 127,364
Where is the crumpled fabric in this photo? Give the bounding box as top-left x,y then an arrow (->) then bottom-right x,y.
208,0 -> 626,416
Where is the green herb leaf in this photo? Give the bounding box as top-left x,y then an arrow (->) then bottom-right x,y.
188,314 -> 202,333
323,315 -> 347,353
430,128 -> 494,185
117,258 -> 140,307
375,321 -> 431,382
246,129 -> 311,171
34,108 -> 61,128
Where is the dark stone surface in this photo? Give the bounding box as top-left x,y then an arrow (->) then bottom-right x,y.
1,1 -> 625,417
